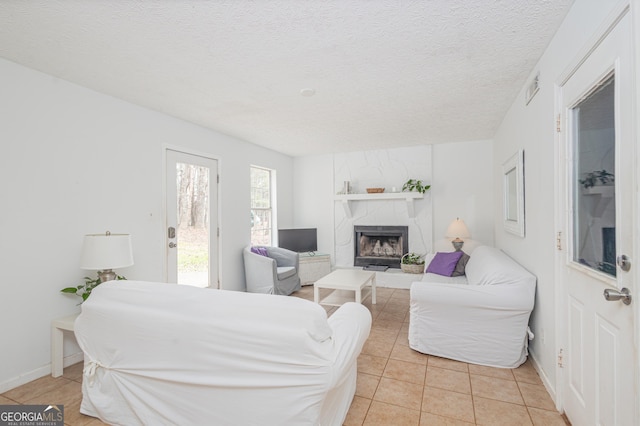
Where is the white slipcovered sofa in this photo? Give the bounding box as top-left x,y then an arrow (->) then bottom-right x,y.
409,245 -> 536,368
74,280 -> 371,426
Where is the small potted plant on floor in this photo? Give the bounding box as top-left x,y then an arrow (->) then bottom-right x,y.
401,252 -> 425,274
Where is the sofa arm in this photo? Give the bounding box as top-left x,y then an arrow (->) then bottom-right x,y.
326,303 -> 372,387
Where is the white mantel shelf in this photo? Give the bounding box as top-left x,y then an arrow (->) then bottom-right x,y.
335,192 -> 424,218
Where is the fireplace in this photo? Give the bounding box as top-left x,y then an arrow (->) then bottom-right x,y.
354,225 -> 409,269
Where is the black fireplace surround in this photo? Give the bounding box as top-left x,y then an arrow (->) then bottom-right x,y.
354,225 -> 409,269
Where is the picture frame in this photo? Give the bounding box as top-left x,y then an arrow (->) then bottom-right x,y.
503,149 -> 525,237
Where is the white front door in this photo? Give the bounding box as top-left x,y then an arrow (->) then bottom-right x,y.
557,10 -> 636,426
165,148 -> 219,288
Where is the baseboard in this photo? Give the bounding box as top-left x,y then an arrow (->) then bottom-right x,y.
528,351 -> 559,409
0,352 -> 84,394
63,352 -> 84,369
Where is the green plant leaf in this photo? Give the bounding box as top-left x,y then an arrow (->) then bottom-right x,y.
402,179 -> 430,193
60,273 -> 127,303
402,252 -> 425,264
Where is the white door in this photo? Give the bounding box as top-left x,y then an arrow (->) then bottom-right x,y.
557,10 -> 635,426
165,148 -> 219,288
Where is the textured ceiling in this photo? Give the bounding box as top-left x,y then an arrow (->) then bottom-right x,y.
0,1 -> 573,157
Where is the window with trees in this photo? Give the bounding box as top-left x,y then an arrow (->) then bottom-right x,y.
250,166 -> 275,246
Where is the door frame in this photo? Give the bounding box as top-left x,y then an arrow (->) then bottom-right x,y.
162,144 -> 222,288
553,1 -> 638,419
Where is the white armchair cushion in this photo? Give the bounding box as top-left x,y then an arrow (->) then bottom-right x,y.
277,266 -> 296,280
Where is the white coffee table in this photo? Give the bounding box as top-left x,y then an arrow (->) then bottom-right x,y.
314,269 -> 376,306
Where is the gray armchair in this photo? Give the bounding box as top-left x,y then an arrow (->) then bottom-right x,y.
243,246 -> 301,295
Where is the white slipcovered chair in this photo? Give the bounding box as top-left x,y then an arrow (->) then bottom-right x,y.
243,245 -> 301,295
74,280 -> 372,425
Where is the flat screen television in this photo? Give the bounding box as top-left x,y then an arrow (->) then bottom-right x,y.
278,228 -> 318,253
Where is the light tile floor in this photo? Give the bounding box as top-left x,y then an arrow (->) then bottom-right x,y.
1,286 -> 569,426
294,286 -> 570,426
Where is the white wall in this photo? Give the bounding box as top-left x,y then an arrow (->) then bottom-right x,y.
492,0 -> 624,395
0,58 -> 294,391
292,154 -> 335,255
432,140 -> 494,250
293,141 -> 494,264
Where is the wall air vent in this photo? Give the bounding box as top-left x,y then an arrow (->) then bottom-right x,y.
525,72 -> 540,105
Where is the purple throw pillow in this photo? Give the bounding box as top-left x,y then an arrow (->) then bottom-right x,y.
426,251 -> 464,277
250,246 -> 269,257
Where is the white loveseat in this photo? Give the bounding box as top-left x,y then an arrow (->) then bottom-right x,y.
409,245 -> 536,368
74,281 -> 371,426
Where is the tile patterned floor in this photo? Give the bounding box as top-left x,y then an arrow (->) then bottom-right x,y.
294,286 -> 569,426
1,286 -> 569,425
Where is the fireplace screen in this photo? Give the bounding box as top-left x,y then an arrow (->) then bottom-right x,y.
354,225 -> 409,268
359,236 -> 403,258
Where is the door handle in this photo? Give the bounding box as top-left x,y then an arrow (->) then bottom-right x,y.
603,287 -> 632,305
169,242 -> 177,249
617,254 -> 631,272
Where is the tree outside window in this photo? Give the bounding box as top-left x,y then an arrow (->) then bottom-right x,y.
250,166 -> 274,246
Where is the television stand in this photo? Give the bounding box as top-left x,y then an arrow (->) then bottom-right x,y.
299,253 -> 331,286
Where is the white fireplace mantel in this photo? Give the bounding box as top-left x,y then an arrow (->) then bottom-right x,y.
335,192 -> 424,218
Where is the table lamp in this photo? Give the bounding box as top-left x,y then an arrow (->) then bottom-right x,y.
80,231 -> 134,282
445,218 -> 470,251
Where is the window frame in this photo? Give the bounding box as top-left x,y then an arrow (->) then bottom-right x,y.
250,165 -> 276,246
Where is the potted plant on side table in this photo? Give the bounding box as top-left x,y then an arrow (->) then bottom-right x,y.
61,274 -> 126,303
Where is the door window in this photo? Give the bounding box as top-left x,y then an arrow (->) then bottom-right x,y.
571,74 -> 616,276
176,162 -> 210,286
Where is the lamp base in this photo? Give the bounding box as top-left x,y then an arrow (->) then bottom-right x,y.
98,269 -> 117,283
451,238 -> 464,252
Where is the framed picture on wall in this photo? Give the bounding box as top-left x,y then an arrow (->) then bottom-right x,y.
503,149 -> 525,237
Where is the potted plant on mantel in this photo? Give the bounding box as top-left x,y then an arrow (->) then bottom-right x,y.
401,253 -> 425,274
402,179 -> 431,194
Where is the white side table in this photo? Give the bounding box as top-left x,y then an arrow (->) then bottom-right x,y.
51,313 -> 79,377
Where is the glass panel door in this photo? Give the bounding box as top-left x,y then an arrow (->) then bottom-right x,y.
166,149 -> 218,287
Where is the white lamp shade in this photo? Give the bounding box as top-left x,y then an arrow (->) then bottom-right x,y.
445,218 -> 471,240
80,233 -> 134,270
